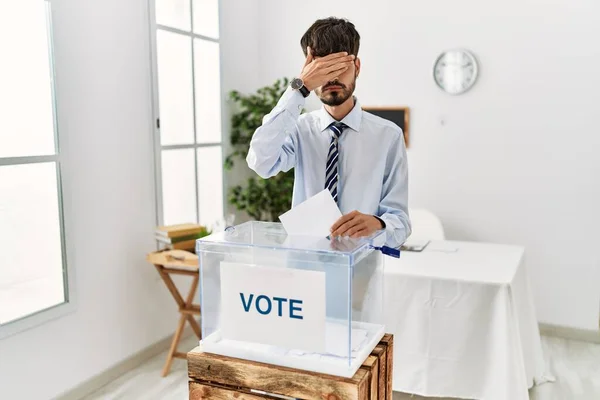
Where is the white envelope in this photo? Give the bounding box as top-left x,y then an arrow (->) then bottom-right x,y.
278,189 -> 342,237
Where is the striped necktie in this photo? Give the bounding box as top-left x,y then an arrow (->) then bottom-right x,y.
325,121 -> 348,203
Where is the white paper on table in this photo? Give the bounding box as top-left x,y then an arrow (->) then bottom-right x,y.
424,242 -> 459,253
278,189 -> 342,237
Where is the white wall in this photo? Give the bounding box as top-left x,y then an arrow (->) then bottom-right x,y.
220,0 -> 262,223
0,0 -> 177,398
0,0 -> 263,398
254,0 -> 600,330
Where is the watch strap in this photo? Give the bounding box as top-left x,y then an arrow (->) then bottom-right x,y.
298,85 -> 310,98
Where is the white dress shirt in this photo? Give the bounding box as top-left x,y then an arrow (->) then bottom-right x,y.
246,87 -> 411,248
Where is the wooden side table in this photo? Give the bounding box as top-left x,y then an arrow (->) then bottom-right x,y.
187,334 -> 394,400
147,249 -> 202,377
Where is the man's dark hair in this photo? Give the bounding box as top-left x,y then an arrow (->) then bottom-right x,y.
300,17 -> 360,58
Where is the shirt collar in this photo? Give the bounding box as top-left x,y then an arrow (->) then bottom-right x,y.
317,96 -> 363,133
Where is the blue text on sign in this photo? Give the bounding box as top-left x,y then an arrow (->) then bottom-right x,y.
239,293 -> 303,320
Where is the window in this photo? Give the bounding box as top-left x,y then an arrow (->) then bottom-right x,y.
0,0 -> 70,337
150,0 -> 225,229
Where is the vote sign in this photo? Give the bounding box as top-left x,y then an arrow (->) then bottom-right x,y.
220,262 -> 326,353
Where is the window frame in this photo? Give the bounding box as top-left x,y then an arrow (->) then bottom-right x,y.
0,0 -> 75,340
148,0 -> 226,229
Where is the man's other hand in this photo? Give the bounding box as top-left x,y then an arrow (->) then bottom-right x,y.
330,210 -> 384,238
299,46 -> 355,91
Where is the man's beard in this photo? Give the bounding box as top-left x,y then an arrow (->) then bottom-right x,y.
317,79 -> 356,106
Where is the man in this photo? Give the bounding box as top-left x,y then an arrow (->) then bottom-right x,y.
246,17 -> 411,248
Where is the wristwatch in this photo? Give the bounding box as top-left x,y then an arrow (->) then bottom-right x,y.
291,77 -> 310,98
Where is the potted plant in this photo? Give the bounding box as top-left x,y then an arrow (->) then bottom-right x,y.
225,78 -> 299,222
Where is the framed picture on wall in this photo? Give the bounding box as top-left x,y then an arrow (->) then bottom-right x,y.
362,106 -> 410,148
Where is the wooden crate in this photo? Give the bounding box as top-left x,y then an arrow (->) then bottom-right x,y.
187,334 -> 394,400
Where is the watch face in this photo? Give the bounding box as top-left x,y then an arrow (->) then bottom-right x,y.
433,49 -> 478,95
291,78 -> 304,90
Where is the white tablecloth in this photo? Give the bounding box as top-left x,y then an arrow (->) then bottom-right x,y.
384,240 -> 551,399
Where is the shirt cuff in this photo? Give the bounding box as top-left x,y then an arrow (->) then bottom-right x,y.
378,214 -> 407,249
276,86 -> 305,119
374,215 -> 386,229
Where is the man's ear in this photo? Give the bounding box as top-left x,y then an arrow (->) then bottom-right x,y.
354,57 -> 361,78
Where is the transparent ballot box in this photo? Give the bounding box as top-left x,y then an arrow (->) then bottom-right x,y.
196,221 -> 390,378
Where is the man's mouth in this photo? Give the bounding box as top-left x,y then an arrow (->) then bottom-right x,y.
324,86 -> 343,91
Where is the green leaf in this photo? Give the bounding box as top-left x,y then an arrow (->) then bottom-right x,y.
224,77 -> 299,221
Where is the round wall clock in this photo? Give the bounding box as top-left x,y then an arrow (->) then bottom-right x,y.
433,49 -> 479,95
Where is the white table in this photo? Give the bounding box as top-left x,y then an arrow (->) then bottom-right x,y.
383,240 -> 551,399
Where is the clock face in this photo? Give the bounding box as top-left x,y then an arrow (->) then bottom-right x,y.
433,49 -> 478,95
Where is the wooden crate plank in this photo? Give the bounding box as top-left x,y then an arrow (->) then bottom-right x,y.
372,346 -> 387,400
379,333 -> 393,348
379,334 -> 394,400
360,355 -> 379,400
188,335 -> 394,400
357,372 -> 370,400
188,349 -> 370,400
189,381 -> 278,400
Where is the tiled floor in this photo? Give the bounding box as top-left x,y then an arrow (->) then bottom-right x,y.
81,334 -> 600,400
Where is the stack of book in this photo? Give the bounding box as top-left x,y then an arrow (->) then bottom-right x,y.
155,223 -> 210,252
